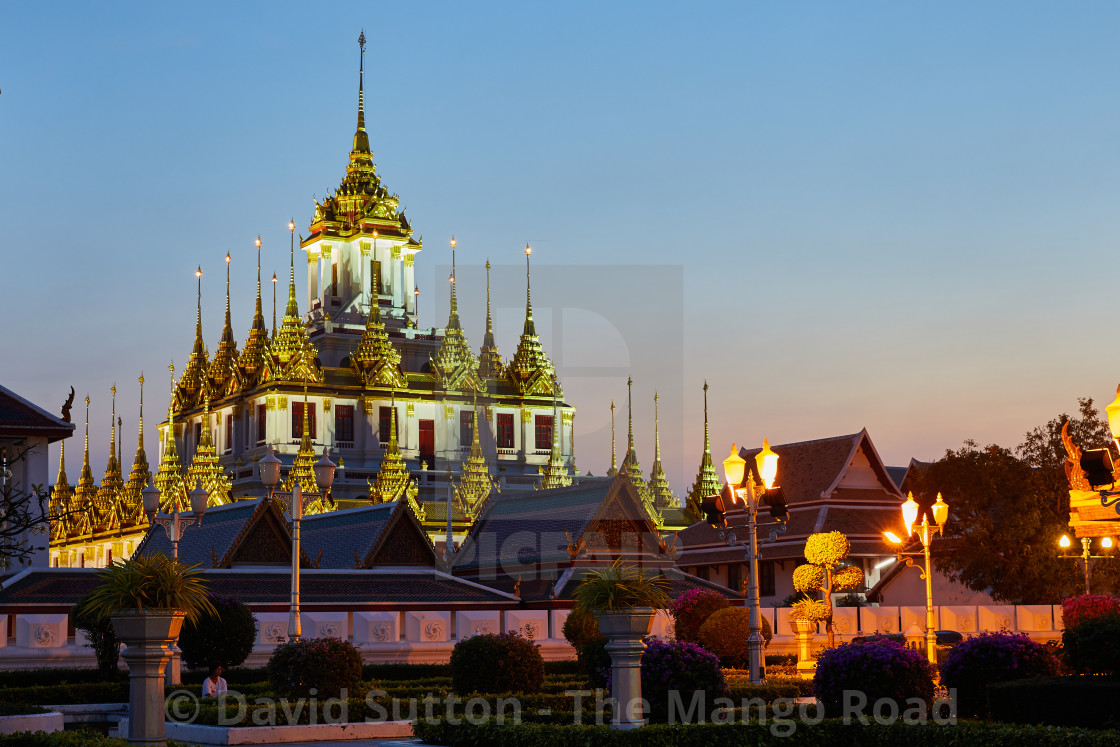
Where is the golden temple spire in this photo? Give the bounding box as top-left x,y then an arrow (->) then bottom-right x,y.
455,392 -> 497,517
538,374 -> 572,490
648,391 -> 676,511
607,401 -> 618,477
367,394 -> 421,516
70,394 -> 97,536
49,434 -> 73,540
266,221 -> 322,383
209,252 -> 241,395
350,275 -> 407,388
122,373 -> 151,526
478,259 -> 503,380
239,236 -> 271,388
432,236 -> 481,391
508,244 -> 557,396
620,377 -> 659,525
627,377 -> 634,454
174,267 -> 209,411
155,362 -> 185,511
686,381 -> 723,521
186,384 -> 232,506
283,385 -> 321,500
95,385 -> 125,531
272,272 -> 278,339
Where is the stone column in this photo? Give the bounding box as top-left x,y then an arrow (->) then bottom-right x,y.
596,609 -> 654,731
307,250 -> 320,310
404,254 -> 416,314
113,612 -> 184,746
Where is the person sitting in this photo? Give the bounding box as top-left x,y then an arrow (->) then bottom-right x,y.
202,664 -> 227,698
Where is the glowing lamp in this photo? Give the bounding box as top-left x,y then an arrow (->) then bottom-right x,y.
902,492 -> 919,536
272,274 -> 277,284
314,448 -> 336,493
1103,537 -> 1114,550
525,244 -> 532,256
931,493 -> 949,527
1060,534 -> 1072,549
256,236 -> 261,247
414,287 -> 420,296
188,479 -> 209,516
141,479 -> 161,520
289,220 -> 295,232
723,445 -> 746,492
450,236 -> 456,248
196,267 -> 202,278
225,253 -> 231,264
258,446 -> 282,490
756,439 -> 779,489
884,531 -> 903,545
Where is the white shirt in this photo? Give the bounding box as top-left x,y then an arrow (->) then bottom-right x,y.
203,676 -> 227,697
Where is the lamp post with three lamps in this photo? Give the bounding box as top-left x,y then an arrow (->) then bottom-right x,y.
702,440 -> 787,685
1058,533 -> 1114,595
883,492 -> 949,666
257,445 -> 336,643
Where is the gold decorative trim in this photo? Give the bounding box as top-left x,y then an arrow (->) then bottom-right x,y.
444,403 -> 455,420
403,254 -> 415,267
562,411 -> 573,425
406,402 -> 415,417
362,400 -> 374,415
266,396 -> 276,412
278,396 -> 288,410
321,244 -> 332,259
232,404 -> 243,417
322,398 -> 331,412
521,409 -> 533,424
360,241 -> 371,256
391,247 -> 401,259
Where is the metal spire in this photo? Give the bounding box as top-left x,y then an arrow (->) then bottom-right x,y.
608,401 -> 617,476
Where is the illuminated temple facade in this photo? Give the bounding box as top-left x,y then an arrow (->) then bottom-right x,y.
48,35 -> 577,567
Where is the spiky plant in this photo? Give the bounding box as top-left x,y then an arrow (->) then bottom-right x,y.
78,553 -> 216,625
572,559 -> 671,614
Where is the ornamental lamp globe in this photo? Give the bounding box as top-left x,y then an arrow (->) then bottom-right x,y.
756,439 -> 779,489
884,531 -> 903,545
142,480 -> 161,520
723,445 -> 746,498
1103,537 -> 1114,550
259,446 -> 282,490
902,492 -> 920,536
931,493 -> 949,527
189,479 -> 209,517
1060,534 -> 1072,549
314,448 -> 336,493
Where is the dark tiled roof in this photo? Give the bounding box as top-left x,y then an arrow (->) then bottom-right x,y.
301,502 -> 396,569
885,466 -> 908,489
0,568 -> 513,608
0,385 -> 75,442
553,567 -> 742,602
453,480 -> 614,572
135,499 -> 293,567
738,433 -> 861,504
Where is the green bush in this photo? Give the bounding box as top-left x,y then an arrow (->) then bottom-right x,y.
641,639 -> 728,723
450,631 -> 544,695
698,607 -> 772,667
562,607 -> 601,647
813,639 -> 934,716
0,731 -> 129,746
988,677 -> 1120,729
70,593 -> 120,675
562,607 -> 610,687
0,669 -> 124,689
939,631 -> 1061,718
412,720 -> 1120,746
0,681 -> 129,705
669,588 -> 729,644
1063,614 -> 1120,677
178,595 -> 257,671
0,704 -> 47,717
266,637 -> 363,699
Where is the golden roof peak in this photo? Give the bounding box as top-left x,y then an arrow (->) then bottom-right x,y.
478,258 -> 504,381
185,384 -> 232,508
155,362 -> 185,512
122,372 -> 151,527
432,238 -> 480,391
456,392 -> 497,516
210,251 -> 241,396
265,225 -> 321,384
607,401 -> 617,477
368,396 -> 420,515
175,268 -> 209,411
239,237 -> 271,388
538,376 -> 572,490
508,245 -> 556,396
351,291 -> 407,388
648,390 -> 676,512
686,380 -> 723,521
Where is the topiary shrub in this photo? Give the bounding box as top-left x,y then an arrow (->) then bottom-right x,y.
450,631 -> 544,695
1063,614 -> 1120,677
814,638 -> 934,716
698,607 -> 772,668
267,637 -> 363,699
561,607 -> 610,687
939,631 -> 1061,718
70,593 -> 120,676
178,595 -> 257,671
1062,594 -> 1120,630
640,639 -> 729,723
669,588 -> 729,644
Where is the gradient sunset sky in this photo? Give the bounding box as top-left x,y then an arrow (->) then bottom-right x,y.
3,1 -> 1120,493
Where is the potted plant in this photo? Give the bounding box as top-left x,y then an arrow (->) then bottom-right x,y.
78,553 -> 215,746
572,560 -> 671,730
789,598 -> 828,678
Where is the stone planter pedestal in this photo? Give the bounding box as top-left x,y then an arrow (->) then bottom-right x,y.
596,609 -> 654,731
112,611 -> 184,747
791,619 -> 817,679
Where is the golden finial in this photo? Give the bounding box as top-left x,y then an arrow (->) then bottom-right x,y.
703,380 -> 711,453
627,376 -> 634,450
485,259 -> 492,323
84,393 -> 90,455
654,391 -> 660,462
110,384 -> 117,456
352,31 -> 370,157
608,401 -> 617,476
255,235 -> 263,313
448,236 -> 458,315
138,372 -> 145,440
272,272 -> 278,338
524,243 -> 533,322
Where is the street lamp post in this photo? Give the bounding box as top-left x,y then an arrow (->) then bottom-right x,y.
708,440 -> 786,685
257,445 -> 336,643
884,492 -> 948,666
1059,534 -> 1114,594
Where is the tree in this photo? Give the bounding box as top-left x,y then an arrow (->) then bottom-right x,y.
913,399 -> 1120,603
0,443 -> 52,570
71,592 -> 121,676
792,531 -> 864,648
178,595 -> 257,671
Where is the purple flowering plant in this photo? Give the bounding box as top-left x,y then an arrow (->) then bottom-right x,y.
669,588 -> 729,644
939,631 -> 1060,718
640,638 -> 729,722
813,638 -> 935,716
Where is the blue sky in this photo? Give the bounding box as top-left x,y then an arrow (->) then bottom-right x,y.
3,1 -> 1120,493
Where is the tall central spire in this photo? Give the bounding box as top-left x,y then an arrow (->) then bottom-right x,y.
648,391 -> 676,511
210,252 -> 240,394
508,244 -> 556,395
686,380 -> 723,521
349,30 -> 373,169
479,259 -> 503,380
238,236 -> 271,388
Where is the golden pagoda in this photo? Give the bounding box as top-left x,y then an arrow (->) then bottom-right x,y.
507,245 -> 557,397
49,439 -> 73,541
174,269 -> 210,411
431,238 -> 482,392
620,378 -> 661,527
71,396 -> 97,538
685,381 -> 722,521
538,380 -> 572,490
237,236 -> 271,389
120,374 -> 151,527
184,389 -> 233,506
208,253 -> 241,397
477,260 -> 504,382
455,395 -> 497,519
155,364 -> 186,512
263,228 -> 321,384
350,289 -> 407,388
647,392 -> 677,512
94,386 -> 125,532
367,398 -> 421,518
281,388 -> 321,497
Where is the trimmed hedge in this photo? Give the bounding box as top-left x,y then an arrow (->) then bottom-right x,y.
0,704 -> 47,717
0,733 -> 127,747
988,677 -> 1120,730
0,669 -> 124,688
413,720 -> 1120,746
0,682 -> 129,705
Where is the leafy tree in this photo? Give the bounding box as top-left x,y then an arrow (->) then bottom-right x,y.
913,399 -> 1119,603
792,531 -> 864,647
0,444 -> 52,570
178,595 -> 257,671
71,592 -> 120,676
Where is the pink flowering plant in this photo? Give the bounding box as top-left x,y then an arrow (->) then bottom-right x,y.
939,631 -> 1060,718
1061,594 -> 1120,630
813,638 -> 934,716
669,588 -> 729,643
639,639 -> 729,722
